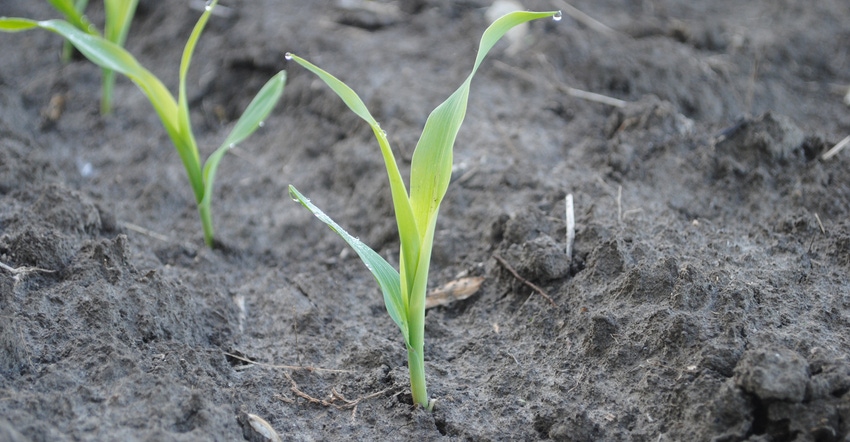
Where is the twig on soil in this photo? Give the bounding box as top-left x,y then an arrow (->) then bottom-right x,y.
0,261 -> 54,283
821,134 -> 849,160
493,60 -> 627,108
617,185 -> 623,224
493,254 -> 557,307
223,351 -> 353,374
814,213 -> 826,234
121,221 -> 172,243
551,0 -> 625,39
566,194 -> 575,263
283,371 -> 395,422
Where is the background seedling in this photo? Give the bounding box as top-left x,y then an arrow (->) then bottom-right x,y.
47,0 -> 140,114
0,0 -> 286,247
288,10 -> 560,409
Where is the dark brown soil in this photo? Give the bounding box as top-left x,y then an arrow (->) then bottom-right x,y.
2,1 -> 849,440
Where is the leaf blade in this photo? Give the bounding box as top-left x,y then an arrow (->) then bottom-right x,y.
176,0 -> 216,181
199,71 -> 287,241
218,71 -> 287,150
287,54 -> 422,298
0,18 -> 39,32
32,19 -> 205,202
288,185 -> 410,345
408,11 -> 559,230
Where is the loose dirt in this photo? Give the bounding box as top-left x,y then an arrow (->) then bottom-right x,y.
1,1 -> 849,440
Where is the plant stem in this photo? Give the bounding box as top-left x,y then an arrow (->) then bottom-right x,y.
407,286 -> 429,409
100,68 -> 115,114
407,334 -> 429,409
198,203 -> 214,247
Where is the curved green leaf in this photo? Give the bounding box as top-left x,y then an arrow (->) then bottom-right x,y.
47,0 -> 97,35
289,185 -> 410,346
101,0 -> 138,114
104,0 -> 138,46
218,71 -> 287,151
199,71 -> 287,246
0,18 -> 39,32
177,0 -> 216,179
32,19 -> 204,201
408,11 -> 559,229
287,54 -> 421,297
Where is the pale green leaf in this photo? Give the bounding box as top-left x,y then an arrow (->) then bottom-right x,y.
104,0 -> 138,46
0,18 -> 39,32
289,185 -> 410,345
46,0 -> 96,35
33,19 -> 204,201
200,71 -> 287,224
218,71 -> 287,151
100,0 -> 138,114
408,11 -> 559,230
177,0 -> 216,176
287,54 -> 422,295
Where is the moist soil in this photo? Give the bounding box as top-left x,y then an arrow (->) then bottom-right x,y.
1,1 -> 849,441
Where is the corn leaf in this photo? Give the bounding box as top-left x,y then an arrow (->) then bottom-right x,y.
0,18 -> 39,32
101,0 -> 138,114
409,11 -> 557,231
104,0 -> 137,46
402,10 -> 558,326
46,0 -> 96,35
288,185 -> 410,345
201,71 -> 287,217
30,19 -> 178,135
177,0 -> 217,193
28,19 -> 204,201
286,54 -> 422,297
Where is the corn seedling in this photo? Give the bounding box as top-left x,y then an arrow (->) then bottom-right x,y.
0,0 -> 286,247
287,10 -> 560,409
47,0 -> 140,114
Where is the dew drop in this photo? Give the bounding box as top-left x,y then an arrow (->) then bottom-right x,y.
284,52 -> 293,61
258,121 -> 265,128
204,0 -> 213,11
228,143 -> 236,149
381,130 -> 387,136
553,10 -> 563,21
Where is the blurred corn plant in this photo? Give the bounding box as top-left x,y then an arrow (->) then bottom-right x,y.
47,0 -> 139,114
0,0 -> 286,247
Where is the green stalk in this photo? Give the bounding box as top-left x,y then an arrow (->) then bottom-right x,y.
101,0 -> 139,114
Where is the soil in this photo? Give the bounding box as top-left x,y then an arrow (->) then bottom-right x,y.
1,0 -> 849,440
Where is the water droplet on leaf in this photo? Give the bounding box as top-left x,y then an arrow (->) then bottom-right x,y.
553,11 -> 563,21
284,52 -> 293,61
204,0 -> 213,11
258,121 -> 265,128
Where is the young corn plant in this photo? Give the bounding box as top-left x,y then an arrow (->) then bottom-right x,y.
0,0 -> 286,247
49,0 -> 140,114
287,10 -> 560,410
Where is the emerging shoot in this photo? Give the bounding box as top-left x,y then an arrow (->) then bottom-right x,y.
288,10 -> 560,409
